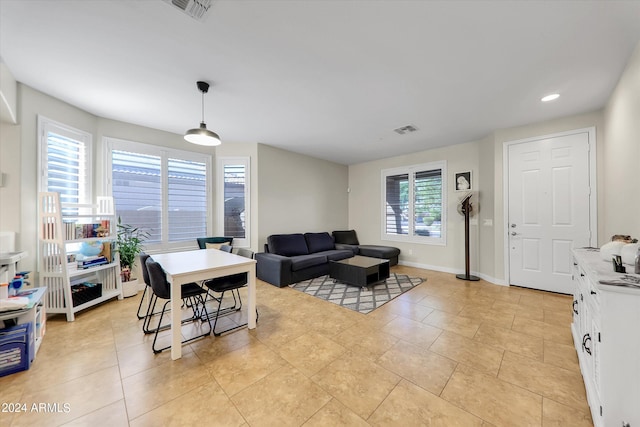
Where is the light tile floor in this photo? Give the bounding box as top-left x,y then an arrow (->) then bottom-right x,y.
1,266 -> 594,426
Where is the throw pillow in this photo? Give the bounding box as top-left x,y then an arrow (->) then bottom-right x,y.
268,234 -> 310,257
304,232 -> 335,253
205,242 -> 224,250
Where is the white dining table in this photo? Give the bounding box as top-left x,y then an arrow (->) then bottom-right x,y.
151,248 -> 257,360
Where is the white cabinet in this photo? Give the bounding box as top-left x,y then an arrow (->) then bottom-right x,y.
38,192 -> 122,321
571,249 -> 640,427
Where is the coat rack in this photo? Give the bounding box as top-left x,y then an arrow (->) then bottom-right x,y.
456,192 -> 480,281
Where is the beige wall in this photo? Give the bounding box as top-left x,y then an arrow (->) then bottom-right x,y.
97,118 -> 217,218
4,40 -> 638,283
347,85 -> 639,285
349,138 -> 494,279
10,85 -> 256,276
3,84 -> 349,276
18,85 -> 99,274
257,144 -> 348,248
0,122 -> 21,238
603,42 -> 640,240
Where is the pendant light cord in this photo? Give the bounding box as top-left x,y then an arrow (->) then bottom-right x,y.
201,90 -> 205,124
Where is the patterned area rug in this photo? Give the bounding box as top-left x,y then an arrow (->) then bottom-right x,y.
289,273 -> 424,314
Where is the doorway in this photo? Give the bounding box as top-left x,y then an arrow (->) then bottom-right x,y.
504,128 -> 597,294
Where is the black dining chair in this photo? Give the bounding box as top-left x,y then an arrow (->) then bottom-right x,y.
203,247 -> 256,336
138,252 -> 170,334
143,258 -> 211,353
200,244 -> 242,313
136,252 -> 152,321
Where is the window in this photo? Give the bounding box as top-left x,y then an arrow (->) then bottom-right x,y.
38,116 -> 92,208
168,158 -> 208,242
382,161 -> 446,245
217,157 -> 250,247
106,138 -> 211,250
110,149 -> 162,243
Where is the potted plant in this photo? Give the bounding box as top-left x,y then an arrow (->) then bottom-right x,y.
116,217 -> 149,297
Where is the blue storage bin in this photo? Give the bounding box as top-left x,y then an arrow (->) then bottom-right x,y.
0,322 -> 33,377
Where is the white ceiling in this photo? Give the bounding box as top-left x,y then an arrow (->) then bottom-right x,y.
1,0 -> 639,165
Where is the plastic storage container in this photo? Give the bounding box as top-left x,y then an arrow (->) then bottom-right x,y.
0,322 -> 33,377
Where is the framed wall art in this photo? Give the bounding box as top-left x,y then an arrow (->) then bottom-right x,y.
455,171 -> 472,191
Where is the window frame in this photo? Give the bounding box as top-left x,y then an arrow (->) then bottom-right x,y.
216,156 -> 250,248
105,137 -> 213,252
381,160 -> 447,246
37,115 -> 93,204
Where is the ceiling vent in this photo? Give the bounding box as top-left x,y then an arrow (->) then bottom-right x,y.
393,125 -> 418,135
163,0 -> 212,21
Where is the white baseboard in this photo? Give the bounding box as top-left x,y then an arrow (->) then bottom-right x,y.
397,260 -> 508,287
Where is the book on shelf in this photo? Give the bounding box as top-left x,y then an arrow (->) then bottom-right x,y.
77,256 -> 108,269
99,241 -> 116,263
73,222 -> 111,239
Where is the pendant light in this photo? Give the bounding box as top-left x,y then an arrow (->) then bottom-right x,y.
184,81 -> 221,146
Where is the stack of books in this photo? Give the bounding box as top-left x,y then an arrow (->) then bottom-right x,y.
77,256 -> 108,269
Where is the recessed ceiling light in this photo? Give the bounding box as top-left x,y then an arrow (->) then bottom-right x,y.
541,93 -> 560,102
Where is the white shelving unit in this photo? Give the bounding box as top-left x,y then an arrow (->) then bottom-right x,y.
38,192 -> 123,321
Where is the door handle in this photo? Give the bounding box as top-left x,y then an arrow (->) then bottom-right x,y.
511,232 -> 519,236
582,333 -> 592,355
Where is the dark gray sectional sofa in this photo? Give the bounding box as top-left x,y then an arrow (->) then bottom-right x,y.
256,231 -> 400,287
332,230 -> 400,266
256,232 -> 353,287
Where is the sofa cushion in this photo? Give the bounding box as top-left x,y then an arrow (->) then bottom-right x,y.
290,254 -> 327,271
268,234 -> 309,257
358,245 -> 401,258
304,232 -> 335,253
332,230 -> 360,245
334,244 -> 359,255
316,249 -> 354,261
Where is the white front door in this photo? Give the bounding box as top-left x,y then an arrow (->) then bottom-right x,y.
507,131 -> 594,294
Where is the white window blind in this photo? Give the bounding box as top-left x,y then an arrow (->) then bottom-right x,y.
111,150 -> 162,243
38,116 -> 92,210
168,158 -> 207,242
382,161 -> 446,245
414,169 -> 443,238
217,157 -> 250,247
385,173 -> 409,235
106,138 -> 212,250
223,163 -> 246,238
